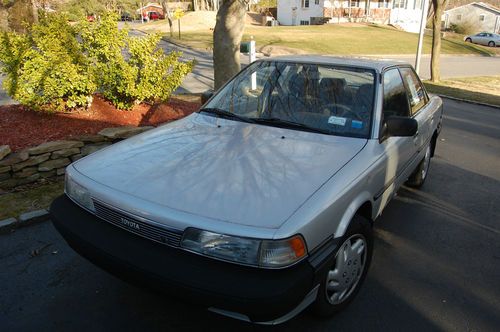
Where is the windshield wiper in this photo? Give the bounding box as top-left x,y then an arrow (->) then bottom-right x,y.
253,117 -> 332,135
199,108 -> 255,124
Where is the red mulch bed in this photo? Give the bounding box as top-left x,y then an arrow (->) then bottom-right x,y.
0,95 -> 201,151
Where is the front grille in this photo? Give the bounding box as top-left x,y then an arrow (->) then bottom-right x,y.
92,200 -> 182,247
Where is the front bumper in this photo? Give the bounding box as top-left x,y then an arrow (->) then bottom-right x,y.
50,195 -> 319,323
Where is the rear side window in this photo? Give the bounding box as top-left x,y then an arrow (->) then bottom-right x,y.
383,69 -> 409,118
400,67 -> 427,115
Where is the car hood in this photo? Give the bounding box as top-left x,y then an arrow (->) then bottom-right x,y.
74,113 -> 367,229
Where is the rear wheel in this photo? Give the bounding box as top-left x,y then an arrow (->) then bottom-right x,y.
488,41 -> 496,47
312,215 -> 373,317
406,143 -> 432,188
465,38 -> 472,43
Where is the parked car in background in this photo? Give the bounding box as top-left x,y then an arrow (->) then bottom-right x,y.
148,11 -> 164,20
465,32 -> 500,47
51,56 -> 443,324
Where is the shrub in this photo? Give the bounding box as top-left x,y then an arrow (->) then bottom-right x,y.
79,13 -> 193,109
0,14 -> 95,112
0,12 -> 193,112
449,21 -> 479,35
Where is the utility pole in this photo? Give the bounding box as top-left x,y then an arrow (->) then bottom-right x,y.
415,0 -> 430,74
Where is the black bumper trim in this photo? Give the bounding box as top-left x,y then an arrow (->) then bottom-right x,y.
50,194 -> 316,322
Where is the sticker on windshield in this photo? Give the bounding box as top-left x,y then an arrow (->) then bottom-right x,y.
351,120 -> 363,129
328,116 -> 346,126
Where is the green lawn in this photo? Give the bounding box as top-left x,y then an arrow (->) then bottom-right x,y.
154,24 -> 496,56
424,76 -> 500,107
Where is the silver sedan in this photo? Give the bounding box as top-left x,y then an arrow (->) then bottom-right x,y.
465,32 -> 500,47
51,56 -> 443,324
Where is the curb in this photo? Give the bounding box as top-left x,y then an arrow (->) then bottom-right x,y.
437,95 -> 500,110
0,209 -> 50,233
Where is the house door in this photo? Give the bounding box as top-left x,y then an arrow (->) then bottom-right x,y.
292,8 -> 297,25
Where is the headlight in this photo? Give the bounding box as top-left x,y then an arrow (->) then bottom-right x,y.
65,173 -> 95,212
181,228 -> 306,268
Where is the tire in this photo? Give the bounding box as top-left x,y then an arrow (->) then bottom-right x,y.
488,41 -> 496,47
406,142 -> 432,188
312,214 -> 373,317
465,38 -> 472,43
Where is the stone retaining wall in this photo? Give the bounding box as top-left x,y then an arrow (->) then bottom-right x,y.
0,126 -> 153,190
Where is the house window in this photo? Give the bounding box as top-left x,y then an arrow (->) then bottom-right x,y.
414,0 -> 422,10
378,0 -> 389,8
315,0 -> 319,4
351,0 -> 360,7
302,0 -> 310,8
457,14 -> 462,21
479,14 -> 485,21
300,20 -> 310,25
393,0 -> 406,9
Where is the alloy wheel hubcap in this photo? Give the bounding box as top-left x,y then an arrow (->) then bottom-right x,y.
421,145 -> 431,180
325,234 -> 367,305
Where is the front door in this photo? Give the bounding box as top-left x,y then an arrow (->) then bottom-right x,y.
375,68 -> 417,214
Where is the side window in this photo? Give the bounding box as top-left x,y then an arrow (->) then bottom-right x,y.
383,69 -> 410,119
399,67 -> 427,115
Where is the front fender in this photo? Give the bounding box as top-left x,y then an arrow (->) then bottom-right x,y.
334,191 -> 373,238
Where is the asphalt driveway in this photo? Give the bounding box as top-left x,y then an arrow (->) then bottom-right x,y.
1,99 -> 499,331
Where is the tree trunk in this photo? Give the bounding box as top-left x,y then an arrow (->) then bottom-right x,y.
1,0 -> 38,32
162,2 -> 174,37
31,0 -> 38,24
430,0 -> 448,82
213,0 -> 247,90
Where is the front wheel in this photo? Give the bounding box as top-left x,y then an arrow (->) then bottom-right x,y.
406,143 -> 432,188
488,41 -> 496,47
465,38 -> 472,43
312,215 -> 373,317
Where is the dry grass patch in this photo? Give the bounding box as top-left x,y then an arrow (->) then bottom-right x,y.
424,76 -> 500,107
0,180 -> 64,220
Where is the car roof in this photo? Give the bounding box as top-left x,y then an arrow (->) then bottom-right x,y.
260,55 -> 409,72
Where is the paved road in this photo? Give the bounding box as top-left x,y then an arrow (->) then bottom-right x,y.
380,54 -> 500,80
1,98 -> 499,331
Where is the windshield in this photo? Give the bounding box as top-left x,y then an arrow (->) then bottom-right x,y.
204,61 -> 376,138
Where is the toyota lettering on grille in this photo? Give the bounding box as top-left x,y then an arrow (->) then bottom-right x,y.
120,217 -> 140,230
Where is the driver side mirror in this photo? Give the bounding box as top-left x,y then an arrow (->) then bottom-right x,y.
201,90 -> 214,105
384,116 -> 418,137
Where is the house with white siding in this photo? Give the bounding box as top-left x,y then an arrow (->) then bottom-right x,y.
277,0 -> 429,33
443,2 -> 500,33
